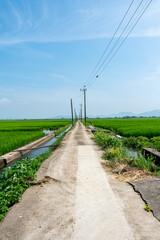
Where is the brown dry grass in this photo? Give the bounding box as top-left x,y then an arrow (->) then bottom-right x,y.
101,160 -> 153,182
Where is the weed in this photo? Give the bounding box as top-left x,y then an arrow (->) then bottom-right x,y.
0,151 -> 51,221
93,131 -> 160,174
93,132 -> 120,149
145,204 -> 152,212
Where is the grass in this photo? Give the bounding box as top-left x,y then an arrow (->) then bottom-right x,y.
122,136 -> 160,151
54,124 -> 71,136
88,118 -> 160,137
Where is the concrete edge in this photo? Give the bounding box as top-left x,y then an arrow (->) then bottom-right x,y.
0,133 -> 55,168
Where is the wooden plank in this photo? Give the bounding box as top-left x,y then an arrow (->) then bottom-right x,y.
143,148 -> 160,164
12,144 -> 56,152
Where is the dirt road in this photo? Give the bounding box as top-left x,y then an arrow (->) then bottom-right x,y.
0,122 -> 160,239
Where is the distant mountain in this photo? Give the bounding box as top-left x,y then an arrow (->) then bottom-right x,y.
52,110 -> 160,119
106,112 -> 135,118
137,110 -> 160,117
106,110 -> 160,118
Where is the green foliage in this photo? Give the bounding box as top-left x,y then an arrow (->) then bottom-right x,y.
103,147 -> 130,168
93,132 -> 121,149
122,136 -> 151,149
0,151 -> 51,221
150,137 -> 160,151
93,131 -> 160,174
131,156 -> 159,172
54,124 -> 71,136
122,136 -> 160,151
88,118 -> 160,137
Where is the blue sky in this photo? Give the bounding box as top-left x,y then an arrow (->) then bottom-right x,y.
0,0 -> 160,118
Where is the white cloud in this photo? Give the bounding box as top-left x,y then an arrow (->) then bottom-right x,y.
0,0 -> 159,46
0,98 -> 11,105
50,73 -> 72,83
50,73 -> 66,79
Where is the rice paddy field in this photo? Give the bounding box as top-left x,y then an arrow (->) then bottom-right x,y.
0,119 -> 71,156
87,118 -> 160,137
0,119 -> 70,131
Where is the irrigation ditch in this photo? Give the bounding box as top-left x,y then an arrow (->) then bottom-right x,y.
0,124 -> 73,221
89,125 -> 160,164
0,125 -> 72,170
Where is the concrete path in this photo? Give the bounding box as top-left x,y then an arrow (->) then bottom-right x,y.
72,126 -> 134,240
0,121 -> 160,239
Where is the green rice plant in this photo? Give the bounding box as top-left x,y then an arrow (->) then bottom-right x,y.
0,119 -> 71,131
0,131 -> 45,156
88,118 -> 160,137
0,120 -> 71,156
88,118 -> 160,151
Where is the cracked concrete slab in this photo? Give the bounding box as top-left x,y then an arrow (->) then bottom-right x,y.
129,178 -> 160,221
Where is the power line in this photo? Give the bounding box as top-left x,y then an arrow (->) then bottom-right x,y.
84,0 -> 135,87
87,0 -> 152,88
86,0 -> 145,88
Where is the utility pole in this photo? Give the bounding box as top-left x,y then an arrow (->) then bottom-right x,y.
74,108 -> 78,121
80,85 -> 87,126
70,99 -> 74,125
81,104 -> 82,121
79,104 -> 82,121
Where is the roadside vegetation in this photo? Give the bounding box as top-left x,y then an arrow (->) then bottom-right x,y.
0,151 -> 51,222
0,120 -> 71,156
88,118 -> 160,137
88,118 -> 160,151
122,136 -> 160,152
93,131 -> 160,174
0,126 -> 71,222
54,123 -> 71,136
